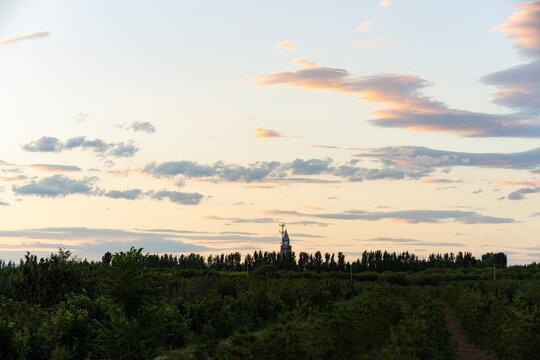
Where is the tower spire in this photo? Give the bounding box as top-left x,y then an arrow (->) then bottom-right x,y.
279,223 -> 292,259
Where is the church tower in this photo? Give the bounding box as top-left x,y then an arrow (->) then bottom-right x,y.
279,223 -> 292,258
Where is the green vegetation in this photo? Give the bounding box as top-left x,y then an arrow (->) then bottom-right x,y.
0,248 -> 538,359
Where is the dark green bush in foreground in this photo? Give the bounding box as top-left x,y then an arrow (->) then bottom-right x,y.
0,248 -> 538,359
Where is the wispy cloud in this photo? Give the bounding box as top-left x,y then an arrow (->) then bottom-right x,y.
253,127 -> 281,138
275,41 -> 295,51
117,121 -> 156,134
0,31 -> 49,46
353,38 -> 388,46
266,208 -> 515,224
292,58 -> 317,69
497,180 -> 540,187
309,144 -> 341,149
420,178 -> 462,184
0,175 -> 27,182
27,164 -> 81,173
355,20 -> 374,32
380,0 -> 392,7
360,236 -> 464,247
204,215 -> 275,223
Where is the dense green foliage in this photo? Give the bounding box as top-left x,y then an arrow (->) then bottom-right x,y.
0,248 -> 538,359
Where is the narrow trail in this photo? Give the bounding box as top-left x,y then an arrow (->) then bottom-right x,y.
443,309 -> 496,360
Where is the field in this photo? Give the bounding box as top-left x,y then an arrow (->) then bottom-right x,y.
0,248 -> 538,359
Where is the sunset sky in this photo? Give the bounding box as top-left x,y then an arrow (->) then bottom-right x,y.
1,0 -> 539,264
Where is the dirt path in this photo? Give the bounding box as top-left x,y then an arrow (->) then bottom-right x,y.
444,310 -> 496,360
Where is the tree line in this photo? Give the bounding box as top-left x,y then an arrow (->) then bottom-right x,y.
98,249 -> 508,272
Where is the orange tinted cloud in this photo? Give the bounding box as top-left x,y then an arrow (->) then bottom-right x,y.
355,20 -> 374,32
275,41 -> 295,50
253,127 -> 281,138
380,0 -> 392,6
0,31 -> 50,45
0,175 -> 26,181
292,58 -> 317,69
258,61 -> 540,137
27,164 -> 80,173
420,178 -> 463,184
496,2 -> 540,56
353,38 -> 388,46
497,180 -> 540,187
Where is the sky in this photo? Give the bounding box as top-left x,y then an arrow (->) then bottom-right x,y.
0,0 -> 539,264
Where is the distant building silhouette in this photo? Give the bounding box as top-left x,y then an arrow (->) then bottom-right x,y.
279,223 -> 292,258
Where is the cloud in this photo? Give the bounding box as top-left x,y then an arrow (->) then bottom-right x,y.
0,175 -> 27,181
0,31 -> 49,45
144,160 -> 281,183
353,38 -> 388,46
22,136 -> 139,158
309,144 -> 341,149
483,3 -> 540,116
28,164 -> 81,172
275,41 -> 295,51
507,187 -> 540,200
104,189 -> 143,200
380,0 -> 392,6
267,209 -> 514,224
0,227 -> 213,258
0,201 -> 9,206
253,128 -> 281,138
290,158 -> 333,175
472,189 -> 483,194
287,220 -> 331,227
117,121 -> 156,134
22,136 -> 62,152
258,61 -> 540,137
204,215 -> 275,223
355,20 -> 374,32
131,121 -> 156,133
436,186 -> 456,191
362,237 -> 464,247
498,180 -> 540,187
0,226 -> 329,260
292,58 -> 317,69
356,146 -> 540,172
151,190 -> 204,205
495,2 -> 540,57
420,178 -> 462,184
12,175 -> 98,198
482,61 -> 540,113
144,157 -> 428,184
